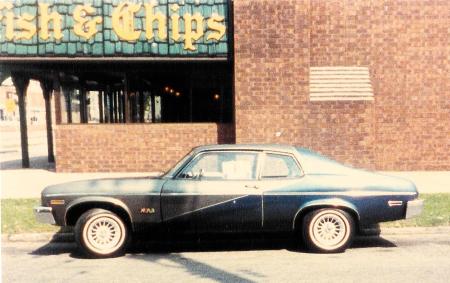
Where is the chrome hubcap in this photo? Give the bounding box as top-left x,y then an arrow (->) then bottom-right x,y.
310,211 -> 349,250
83,214 -> 125,254
315,216 -> 343,242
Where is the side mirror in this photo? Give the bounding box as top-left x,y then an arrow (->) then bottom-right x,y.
178,171 -> 194,179
198,169 -> 204,180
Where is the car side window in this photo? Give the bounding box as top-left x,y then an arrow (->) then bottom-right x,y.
177,152 -> 258,180
261,153 -> 302,178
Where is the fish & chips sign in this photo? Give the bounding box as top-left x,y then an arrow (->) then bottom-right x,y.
0,0 -> 229,57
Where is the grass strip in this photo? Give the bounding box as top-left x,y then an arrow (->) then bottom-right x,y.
381,193 -> 450,228
1,198 -> 59,234
1,194 -> 449,234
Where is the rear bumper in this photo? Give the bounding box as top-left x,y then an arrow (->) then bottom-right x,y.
405,199 -> 424,219
34,206 -> 56,225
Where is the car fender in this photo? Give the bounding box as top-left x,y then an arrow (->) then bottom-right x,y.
292,198 -> 360,230
64,196 -> 133,225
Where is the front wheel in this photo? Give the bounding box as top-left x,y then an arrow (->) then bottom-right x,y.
302,208 -> 354,253
75,209 -> 129,258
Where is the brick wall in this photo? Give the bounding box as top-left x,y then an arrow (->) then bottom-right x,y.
53,0 -> 449,172
54,123 -> 235,172
234,0 -> 449,170
234,0 -> 311,148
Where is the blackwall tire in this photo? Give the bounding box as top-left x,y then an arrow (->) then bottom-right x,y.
302,208 -> 354,253
75,209 -> 128,258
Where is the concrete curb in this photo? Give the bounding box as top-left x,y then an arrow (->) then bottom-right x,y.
380,226 -> 450,235
2,232 -> 74,243
2,226 -> 449,243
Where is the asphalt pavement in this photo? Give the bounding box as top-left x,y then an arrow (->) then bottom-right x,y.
2,232 -> 450,282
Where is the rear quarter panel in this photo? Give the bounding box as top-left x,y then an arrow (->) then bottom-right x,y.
261,174 -> 417,231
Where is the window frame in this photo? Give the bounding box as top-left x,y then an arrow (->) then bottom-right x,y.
259,151 -> 305,180
175,150 -> 262,181
174,149 -> 305,181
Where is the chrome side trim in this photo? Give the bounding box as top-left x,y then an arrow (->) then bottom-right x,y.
163,191 -> 417,197
264,191 -> 417,197
34,206 -> 56,225
162,192 -> 260,196
46,192 -> 161,197
405,199 -> 424,219
163,195 -> 249,222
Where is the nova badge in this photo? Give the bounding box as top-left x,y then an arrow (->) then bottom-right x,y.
140,208 -> 155,214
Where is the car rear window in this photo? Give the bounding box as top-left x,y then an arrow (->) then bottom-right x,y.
296,148 -> 353,175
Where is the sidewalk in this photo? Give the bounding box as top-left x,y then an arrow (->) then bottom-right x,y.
1,169 -> 155,199
379,171 -> 450,194
1,167 -> 449,199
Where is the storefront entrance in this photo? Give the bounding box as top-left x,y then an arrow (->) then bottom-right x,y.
0,0 -> 233,170
17,60 -> 233,125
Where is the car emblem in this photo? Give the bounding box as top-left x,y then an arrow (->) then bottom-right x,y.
388,200 -> 403,207
140,208 -> 155,214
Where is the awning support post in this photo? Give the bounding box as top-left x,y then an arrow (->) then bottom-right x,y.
40,79 -> 55,163
11,74 -> 30,168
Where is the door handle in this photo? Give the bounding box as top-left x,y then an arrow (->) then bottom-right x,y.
244,185 -> 259,189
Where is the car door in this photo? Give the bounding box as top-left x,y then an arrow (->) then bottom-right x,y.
161,151 -> 262,233
258,152 -> 306,231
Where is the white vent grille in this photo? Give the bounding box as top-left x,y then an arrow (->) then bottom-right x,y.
309,66 -> 374,101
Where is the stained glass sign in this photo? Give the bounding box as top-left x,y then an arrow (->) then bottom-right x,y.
0,0 -> 229,58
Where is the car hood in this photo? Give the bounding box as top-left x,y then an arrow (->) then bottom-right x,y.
42,177 -> 166,197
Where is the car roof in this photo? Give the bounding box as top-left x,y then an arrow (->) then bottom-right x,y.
192,144 -> 298,154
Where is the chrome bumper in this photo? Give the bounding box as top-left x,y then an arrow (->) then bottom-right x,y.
405,199 -> 424,219
34,206 -> 56,225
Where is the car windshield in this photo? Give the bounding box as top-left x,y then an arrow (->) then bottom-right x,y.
161,150 -> 195,178
178,151 -> 258,180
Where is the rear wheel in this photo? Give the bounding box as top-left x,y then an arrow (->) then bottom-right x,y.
302,208 -> 354,253
75,209 -> 128,258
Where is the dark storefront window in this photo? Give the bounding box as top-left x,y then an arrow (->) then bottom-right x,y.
1,0 -> 233,124
61,61 -> 232,124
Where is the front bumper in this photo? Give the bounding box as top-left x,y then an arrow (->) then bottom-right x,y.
405,199 -> 424,219
34,206 -> 56,224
